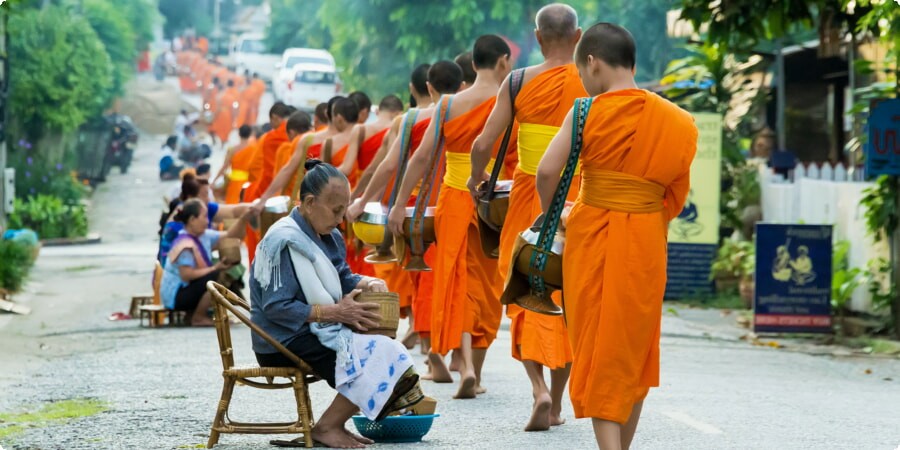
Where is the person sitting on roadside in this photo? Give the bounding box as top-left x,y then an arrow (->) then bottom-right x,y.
160,199 -> 251,326
251,160 -> 424,447
160,136 -> 183,181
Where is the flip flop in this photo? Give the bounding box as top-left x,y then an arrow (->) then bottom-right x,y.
107,312 -> 132,321
269,437 -> 324,448
375,371 -> 424,421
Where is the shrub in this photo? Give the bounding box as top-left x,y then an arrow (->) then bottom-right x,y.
8,195 -> 89,240
0,240 -> 36,293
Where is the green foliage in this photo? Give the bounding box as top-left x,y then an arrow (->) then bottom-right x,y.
860,175 -> 899,243
8,139 -> 88,205
711,238 -> 756,281
721,161 -> 761,235
8,195 -> 89,240
118,0 -> 158,50
831,240 -> 863,312
267,0 -> 676,98
8,6 -> 113,138
84,0 -> 137,101
866,257 -> 897,316
0,240 -> 36,293
676,0 -> 817,52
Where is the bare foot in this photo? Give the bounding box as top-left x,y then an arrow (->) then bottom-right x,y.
524,393 -> 552,431
401,329 -> 418,349
475,385 -> 487,395
344,428 -> 374,445
454,372 -> 477,399
426,353 -> 453,383
549,413 -> 566,426
449,351 -> 461,372
312,424 -> 365,448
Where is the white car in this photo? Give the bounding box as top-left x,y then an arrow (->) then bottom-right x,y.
281,63 -> 343,112
274,48 -> 339,103
225,33 -> 280,83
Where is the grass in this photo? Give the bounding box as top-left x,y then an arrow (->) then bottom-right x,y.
0,398 -> 108,440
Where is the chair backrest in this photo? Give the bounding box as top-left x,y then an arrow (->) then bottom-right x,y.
206,281 -> 305,371
152,261 -> 163,306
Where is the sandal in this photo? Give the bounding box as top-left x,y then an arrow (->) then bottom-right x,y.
375,369 -> 424,421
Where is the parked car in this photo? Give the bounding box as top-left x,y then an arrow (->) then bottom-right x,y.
273,48 -> 340,103
223,33 -> 280,83
281,63 -> 343,112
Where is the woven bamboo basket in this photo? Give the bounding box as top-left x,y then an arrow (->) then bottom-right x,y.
218,238 -> 242,265
356,292 -> 400,338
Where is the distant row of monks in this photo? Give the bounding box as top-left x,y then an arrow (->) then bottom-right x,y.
181,4 -> 698,448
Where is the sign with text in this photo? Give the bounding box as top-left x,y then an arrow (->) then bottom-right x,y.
754,224 -> 832,333
665,113 -> 722,299
865,98 -> 900,177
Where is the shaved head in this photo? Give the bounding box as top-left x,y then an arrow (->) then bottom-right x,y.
535,3 -> 579,42
575,22 -> 636,69
454,51 -> 476,85
378,95 -> 404,113
427,60 -> 463,94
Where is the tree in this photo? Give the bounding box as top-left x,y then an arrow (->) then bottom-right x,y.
8,6 -> 113,139
84,0 -> 137,102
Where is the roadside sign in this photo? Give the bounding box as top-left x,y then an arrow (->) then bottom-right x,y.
865,98 -> 900,177
754,224 -> 833,333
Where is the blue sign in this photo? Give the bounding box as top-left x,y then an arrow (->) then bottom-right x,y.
754,224 -> 832,333
665,243 -> 716,299
865,98 -> 900,177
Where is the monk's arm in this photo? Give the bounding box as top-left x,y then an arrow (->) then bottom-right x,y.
664,167 -> 692,222
470,75 -> 513,179
255,140 -> 305,207
338,125 -> 363,176
387,112 -> 439,234
213,146 -> 238,183
535,109 -> 574,214
356,124 -> 402,204
354,117 -> 400,197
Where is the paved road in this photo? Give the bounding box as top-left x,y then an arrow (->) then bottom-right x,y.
1,81 -> 899,450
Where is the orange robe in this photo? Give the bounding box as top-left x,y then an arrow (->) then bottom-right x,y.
257,122 -> 290,198
329,142 -> 372,276
403,118 -> 435,338
247,79 -> 266,127
498,65 -> 586,369
274,136 -> 301,179
209,87 -> 240,143
564,90 -> 697,423
431,98 -> 503,355
197,37 -> 209,55
358,128 -> 390,173
225,141 -> 255,204
237,85 -> 254,127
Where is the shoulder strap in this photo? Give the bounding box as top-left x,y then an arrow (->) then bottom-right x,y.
323,138 -> 333,165
357,125 -> 366,151
289,134 -> 315,202
485,68 -> 527,196
386,109 -> 420,209
409,96 -> 453,253
527,97 -> 593,296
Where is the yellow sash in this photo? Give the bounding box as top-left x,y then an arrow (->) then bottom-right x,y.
228,169 -> 249,182
579,168 -> 665,213
518,122 -> 581,176
444,152 -> 493,191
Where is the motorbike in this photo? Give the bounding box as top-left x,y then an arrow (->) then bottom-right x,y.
102,114 -> 139,177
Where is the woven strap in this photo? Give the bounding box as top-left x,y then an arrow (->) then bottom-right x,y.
484,68 -> 526,199
408,96 -> 453,255
386,110 -> 420,210
322,138 -> 333,164
527,97 -> 593,296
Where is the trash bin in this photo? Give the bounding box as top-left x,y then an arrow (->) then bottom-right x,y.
75,119 -> 112,185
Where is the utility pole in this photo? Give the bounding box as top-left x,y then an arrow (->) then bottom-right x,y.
775,38 -> 786,151
0,7 -> 9,232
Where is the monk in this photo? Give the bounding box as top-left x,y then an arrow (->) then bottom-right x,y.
213,124 -> 253,204
454,51 -> 477,91
209,79 -> 240,148
273,111 -> 314,186
243,103 -> 293,261
469,3 -> 586,432
236,72 -> 254,128
348,91 -> 372,124
245,73 -> 266,128
340,95 -> 403,189
535,23 -> 697,449
348,64 -> 458,367
388,37 -> 511,399
313,103 -> 329,131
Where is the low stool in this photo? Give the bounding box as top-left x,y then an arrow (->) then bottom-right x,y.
130,294 -> 153,317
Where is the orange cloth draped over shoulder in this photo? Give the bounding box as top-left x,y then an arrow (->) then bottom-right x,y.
358,128 -> 390,172
246,79 -> 266,127
498,64 -> 586,369
274,136 -> 301,179
403,117 -> 436,337
236,85 -> 254,128
330,142 -> 373,276
328,144 -> 359,187
563,89 -> 697,424
209,87 -> 240,142
225,142 -> 255,204
197,37 -> 209,55
257,122 -> 290,198
431,97 -> 503,355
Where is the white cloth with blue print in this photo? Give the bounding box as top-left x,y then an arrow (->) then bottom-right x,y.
254,216 -> 413,420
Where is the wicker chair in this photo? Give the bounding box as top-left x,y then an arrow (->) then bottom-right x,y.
205,281 -> 319,448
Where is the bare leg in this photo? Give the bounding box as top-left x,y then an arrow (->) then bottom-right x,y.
549,364 -> 570,426
420,336 -> 430,355
312,394 -> 366,448
472,347 -> 487,394
191,292 -> 214,326
592,419 -> 622,450
621,401 -> 644,450
454,333 -> 477,399
522,360 -> 551,432
401,308 -> 418,349
449,349 -> 461,372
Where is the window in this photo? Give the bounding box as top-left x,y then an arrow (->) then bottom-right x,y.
239,40 -> 266,54
285,56 -> 332,68
294,71 -> 335,84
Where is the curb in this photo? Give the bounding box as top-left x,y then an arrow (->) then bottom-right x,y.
40,233 -> 102,247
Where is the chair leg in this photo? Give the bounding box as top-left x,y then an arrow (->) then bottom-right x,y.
208,376 -> 236,448
292,377 -> 314,448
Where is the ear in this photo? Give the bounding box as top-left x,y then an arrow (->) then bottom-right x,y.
535,29 -> 542,46
573,28 -> 583,44
408,82 -> 415,96
426,82 -> 438,100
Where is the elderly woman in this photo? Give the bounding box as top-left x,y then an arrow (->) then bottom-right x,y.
251,160 -> 422,449
160,199 -> 250,326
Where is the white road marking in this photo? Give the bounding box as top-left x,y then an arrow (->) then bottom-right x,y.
659,409 -> 724,434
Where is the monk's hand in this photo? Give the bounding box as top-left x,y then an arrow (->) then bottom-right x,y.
467,171 -> 489,200
346,198 -> 365,222
366,278 -> 388,293
336,289 -> 381,331
387,206 -> 405,236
